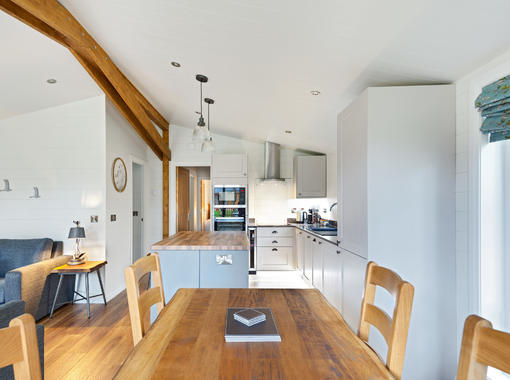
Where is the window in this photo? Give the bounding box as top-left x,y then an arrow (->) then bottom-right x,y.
480,138 -> 510,380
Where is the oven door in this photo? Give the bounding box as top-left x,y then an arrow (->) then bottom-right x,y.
214,218 -> 246,231
214,186 -> 246,206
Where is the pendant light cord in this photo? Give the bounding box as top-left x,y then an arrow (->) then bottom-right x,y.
200,82 -> 203,116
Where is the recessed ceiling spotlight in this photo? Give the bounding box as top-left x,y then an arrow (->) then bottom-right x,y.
310,90 -> 320,96
171,61 -> 181,68
46,78 -> 57,84
285,130 -> 292,134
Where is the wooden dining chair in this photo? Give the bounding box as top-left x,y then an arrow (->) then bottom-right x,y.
125,252 -> 165,346
457,314 -> 510,380
358,261 -> 414,380
0,313 -> 42,380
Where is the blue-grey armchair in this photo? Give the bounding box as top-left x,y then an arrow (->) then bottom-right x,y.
0,238 -> 75,320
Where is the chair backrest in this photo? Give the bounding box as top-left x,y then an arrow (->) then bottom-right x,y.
0,313 -> 41,380
358,261 -> 414,380
124,253 -> 165,345
457,315 -> 510,380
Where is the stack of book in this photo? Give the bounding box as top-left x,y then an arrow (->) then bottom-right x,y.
225,308 -> 281,342
234,309 -> 266,326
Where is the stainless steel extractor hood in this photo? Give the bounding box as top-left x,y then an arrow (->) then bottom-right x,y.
263,141 -> 286,181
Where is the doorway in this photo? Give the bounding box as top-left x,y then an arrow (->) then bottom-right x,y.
132,162 -> 144,263
176,166 -> 211,231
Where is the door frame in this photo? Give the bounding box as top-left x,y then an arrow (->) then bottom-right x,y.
130,155 -> 146,264
170,160 -> 211,235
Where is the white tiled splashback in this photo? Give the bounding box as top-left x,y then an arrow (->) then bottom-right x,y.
251,179 -> 335,225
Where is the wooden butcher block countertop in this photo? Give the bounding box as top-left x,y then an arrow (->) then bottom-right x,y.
151,231 -> 249,251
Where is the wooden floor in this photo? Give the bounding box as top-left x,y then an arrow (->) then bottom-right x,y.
40,291 -> 133,380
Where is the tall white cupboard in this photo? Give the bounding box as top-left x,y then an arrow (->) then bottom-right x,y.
337,85 -> 456,380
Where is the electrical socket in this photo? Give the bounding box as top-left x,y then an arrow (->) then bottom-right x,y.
110,214 -> 116,222
90,215 -> 98,223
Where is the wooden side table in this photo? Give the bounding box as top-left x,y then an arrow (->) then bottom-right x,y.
50,260 -> 107,319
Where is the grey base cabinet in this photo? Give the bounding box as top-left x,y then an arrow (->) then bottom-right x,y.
200,250 -> 249,288
158,249 -> 249,302
158,250 -> 200,303
341,250 -> 367,332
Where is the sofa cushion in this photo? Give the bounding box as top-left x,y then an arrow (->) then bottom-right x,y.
0,278 -> 4,304
0,239 -> 53,277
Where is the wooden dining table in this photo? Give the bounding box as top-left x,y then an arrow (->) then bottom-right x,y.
114,288 -> 393,380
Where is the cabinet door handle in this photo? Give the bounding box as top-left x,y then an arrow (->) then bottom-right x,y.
272,248 -> 278,252
313,238 -> 316,242
336,250 -> 341,255
298,232 -> 302,235
272,230 -> 278,234
272,240 -> 278,244
306,236 -> 310,239
318,241 -> 322,245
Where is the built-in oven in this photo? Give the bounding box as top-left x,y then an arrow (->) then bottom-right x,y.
214,185 -> 246,206
214,218 -> 246,231
213,185 -> 248,232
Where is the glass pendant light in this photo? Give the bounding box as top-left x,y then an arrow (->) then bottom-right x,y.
202,98 -> 216,152
192,74 -> 208,142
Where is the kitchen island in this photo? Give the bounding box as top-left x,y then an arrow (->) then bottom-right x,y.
151,231 -> 249,301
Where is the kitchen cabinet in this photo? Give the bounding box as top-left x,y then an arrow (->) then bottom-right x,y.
294,155 -> 326,198
337,85 -> 456,378
323,244 -> 343,313
296,229 -> 304,273
341,249 -> 367,332
303,233 -> 313,280
256,226 -> 294,270
211,154 -> 248,179
199,250 -> 249,288
337,96 -> 367,257
311,238 -> 324,292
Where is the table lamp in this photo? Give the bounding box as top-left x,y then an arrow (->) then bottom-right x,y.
68,220 -> 86,265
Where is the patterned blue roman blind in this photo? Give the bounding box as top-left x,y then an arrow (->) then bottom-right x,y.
475,75 -> 510,142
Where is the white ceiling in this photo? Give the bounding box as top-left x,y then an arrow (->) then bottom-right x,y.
0,11 -> 101,120
3,0 -> 510,153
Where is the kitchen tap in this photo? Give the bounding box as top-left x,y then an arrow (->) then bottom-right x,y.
329,202 -> 338,212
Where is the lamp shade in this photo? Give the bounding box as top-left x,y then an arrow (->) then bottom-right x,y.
68,227 -> 85,239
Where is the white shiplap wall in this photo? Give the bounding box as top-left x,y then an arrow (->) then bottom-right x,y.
0,96 -> 107,259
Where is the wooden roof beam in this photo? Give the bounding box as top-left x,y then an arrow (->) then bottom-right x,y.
0,0 -> 170,159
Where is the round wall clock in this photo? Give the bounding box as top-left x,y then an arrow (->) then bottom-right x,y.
112,157 -> 127,192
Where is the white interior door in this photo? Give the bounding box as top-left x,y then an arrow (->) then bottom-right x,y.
132,162 -> 144,263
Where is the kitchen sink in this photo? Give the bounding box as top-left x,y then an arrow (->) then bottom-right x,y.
307,226 -> 337,236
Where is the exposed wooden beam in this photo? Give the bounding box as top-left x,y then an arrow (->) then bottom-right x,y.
162,130 -> 169,238
70,50 -> 164,161
0,0 -> 170,159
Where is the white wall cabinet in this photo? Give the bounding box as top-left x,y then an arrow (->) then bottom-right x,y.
337,85 -> 456,379
294,155 -> 327,198
211,154 -> 248,179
